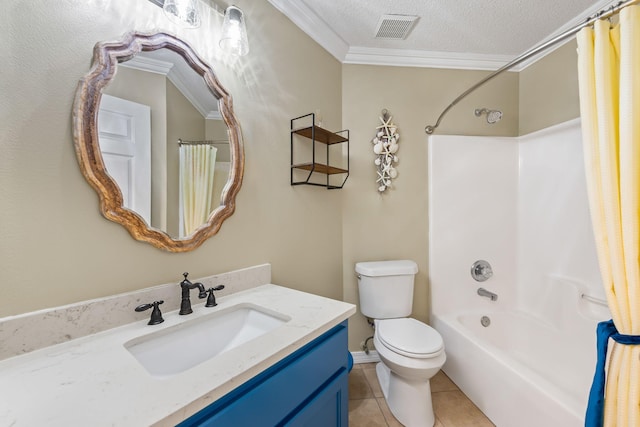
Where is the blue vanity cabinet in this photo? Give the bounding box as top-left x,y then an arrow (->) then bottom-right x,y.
177,321 -> 349,427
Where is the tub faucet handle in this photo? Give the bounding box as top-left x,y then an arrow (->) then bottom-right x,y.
471,260 -> 493,282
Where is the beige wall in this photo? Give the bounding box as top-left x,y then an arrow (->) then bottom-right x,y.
341,41 -> 580,351
1,0 -> 582,354
519,41 -> 581,135
0,0 -> 343,317
341,65 -> 519,350
205,119 -> 230,161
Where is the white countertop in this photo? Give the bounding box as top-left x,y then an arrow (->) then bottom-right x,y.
0,284 -> 356,426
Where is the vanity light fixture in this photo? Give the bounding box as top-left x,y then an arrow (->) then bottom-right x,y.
162,0 -> 201,28
150,0 -> 249,56
219,5 -> 249,56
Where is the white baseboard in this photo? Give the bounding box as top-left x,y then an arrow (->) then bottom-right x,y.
351,350 -> 380,364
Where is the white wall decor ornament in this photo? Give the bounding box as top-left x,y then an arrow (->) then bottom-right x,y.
371,109 -> 399,192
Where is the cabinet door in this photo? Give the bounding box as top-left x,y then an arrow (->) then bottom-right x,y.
284,369 -> 348,427
178,322 -> 348,427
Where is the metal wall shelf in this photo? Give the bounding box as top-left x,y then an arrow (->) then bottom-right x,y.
290,113 -> 349,189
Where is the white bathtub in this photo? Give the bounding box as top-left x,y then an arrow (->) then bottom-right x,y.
432,310 -> 595,427
428,125 -> 607,427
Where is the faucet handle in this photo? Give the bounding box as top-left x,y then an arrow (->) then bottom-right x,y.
205,285 -> 225,307
180,272 -> 191,287
135,300 -> 165,325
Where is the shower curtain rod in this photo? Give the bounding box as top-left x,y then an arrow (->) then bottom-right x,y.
424,0 -> 639,134
178,138 -> 229,146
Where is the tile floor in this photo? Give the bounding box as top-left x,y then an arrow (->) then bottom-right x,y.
348,363 -> 495,427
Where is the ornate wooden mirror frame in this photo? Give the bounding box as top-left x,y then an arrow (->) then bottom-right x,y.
72,32 -> 244,252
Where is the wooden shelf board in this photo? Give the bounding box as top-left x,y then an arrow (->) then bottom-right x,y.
292,126 -> 348,145
292,162 -> 348,175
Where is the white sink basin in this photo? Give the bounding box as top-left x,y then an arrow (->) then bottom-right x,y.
124,303 -> 290,378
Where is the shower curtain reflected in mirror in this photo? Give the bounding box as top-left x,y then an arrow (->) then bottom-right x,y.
179,144 -> 217,237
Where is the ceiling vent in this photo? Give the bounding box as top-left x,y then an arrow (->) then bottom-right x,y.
374,14 -> 419,40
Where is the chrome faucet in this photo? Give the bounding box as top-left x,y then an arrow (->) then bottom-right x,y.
477,287 -> 498,301
179,272 -> 207,315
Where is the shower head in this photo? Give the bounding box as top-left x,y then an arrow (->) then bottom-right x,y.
474,108 -> 503,124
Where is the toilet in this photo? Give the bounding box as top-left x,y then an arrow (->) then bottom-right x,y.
356,260 -> 445,427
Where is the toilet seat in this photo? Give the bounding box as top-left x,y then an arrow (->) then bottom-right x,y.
377,318 -> 443,359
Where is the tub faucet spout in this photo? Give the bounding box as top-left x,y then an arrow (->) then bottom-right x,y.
477,287 -> 498,301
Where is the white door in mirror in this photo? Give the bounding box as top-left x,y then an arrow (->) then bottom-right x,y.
98,94 -> 151,224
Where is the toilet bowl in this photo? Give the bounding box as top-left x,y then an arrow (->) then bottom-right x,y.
375,318 -> 444,377
356,260 -> 446,427
373,318 -> 445,427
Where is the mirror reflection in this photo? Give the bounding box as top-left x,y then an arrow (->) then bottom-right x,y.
98,48 -> 230,238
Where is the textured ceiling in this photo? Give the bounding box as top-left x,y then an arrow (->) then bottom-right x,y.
268,0 -> 616,68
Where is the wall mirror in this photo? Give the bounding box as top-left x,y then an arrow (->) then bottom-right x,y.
73,32 -> 244,252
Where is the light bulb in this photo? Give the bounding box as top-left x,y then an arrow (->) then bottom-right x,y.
163,0 -> 201,28
219,6 -> 249,56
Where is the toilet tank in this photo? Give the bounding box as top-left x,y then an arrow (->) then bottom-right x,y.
355,260 -> 418,319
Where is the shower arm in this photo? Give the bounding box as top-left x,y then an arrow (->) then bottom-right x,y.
424,0 -> 639,135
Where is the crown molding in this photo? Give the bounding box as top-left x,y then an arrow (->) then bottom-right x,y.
344,47 -> 515,71
121,56 -> 173,75
120,56 -> 219,119
165,65 -> 209,118
266,0 -> 349,62
269,0 -> 619,71
206,111 -> 223,120
267,0 -> 518,69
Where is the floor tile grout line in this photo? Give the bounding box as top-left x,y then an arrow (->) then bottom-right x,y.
372,397 -> 391,427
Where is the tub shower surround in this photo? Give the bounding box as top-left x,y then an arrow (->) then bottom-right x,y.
428,119 -> 609,427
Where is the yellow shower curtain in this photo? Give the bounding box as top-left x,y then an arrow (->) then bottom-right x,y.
577,5 -> 640,426
180,144 -> 217,236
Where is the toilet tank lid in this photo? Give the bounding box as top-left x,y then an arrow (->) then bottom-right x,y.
355,260 -> 418,277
